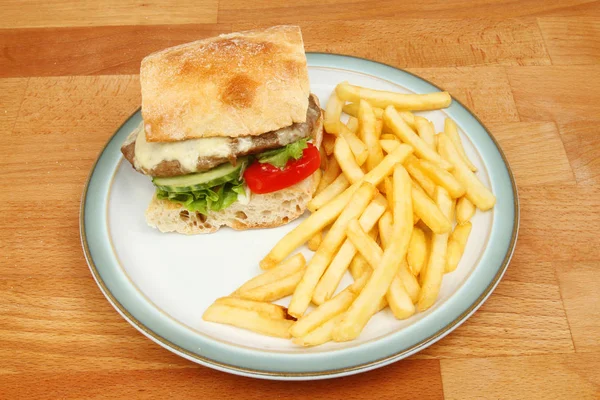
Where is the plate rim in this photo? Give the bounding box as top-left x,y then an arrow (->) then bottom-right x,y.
80,52 -> 520,380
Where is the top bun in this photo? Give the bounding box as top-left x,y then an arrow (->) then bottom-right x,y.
140,25 -> 310,143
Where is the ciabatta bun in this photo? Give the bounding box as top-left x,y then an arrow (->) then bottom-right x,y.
145,109 -> 323,234
140,25 -> 310,143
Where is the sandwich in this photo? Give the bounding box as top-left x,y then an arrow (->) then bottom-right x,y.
121,25 -> 323,234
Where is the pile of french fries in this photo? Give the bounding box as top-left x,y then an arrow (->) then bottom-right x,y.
203,82 -> 496,346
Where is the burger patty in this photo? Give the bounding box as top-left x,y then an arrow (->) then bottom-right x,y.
122,95 -> 321,178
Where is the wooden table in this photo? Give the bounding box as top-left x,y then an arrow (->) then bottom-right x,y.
1,1 -> 599,399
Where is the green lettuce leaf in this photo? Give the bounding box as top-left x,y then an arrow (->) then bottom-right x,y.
156,178 -> 245,214
257,138 -> 308,169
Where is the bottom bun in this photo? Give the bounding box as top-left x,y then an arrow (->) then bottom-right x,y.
146,173 -> 318,234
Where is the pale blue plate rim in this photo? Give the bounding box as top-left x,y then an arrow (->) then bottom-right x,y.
80,53 -> 519,380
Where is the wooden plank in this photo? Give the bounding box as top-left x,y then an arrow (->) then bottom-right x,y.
538,17 -> 600,65
440,353 -> 600,400
559,120 -> 600,185
9,75 -> 140,136
0,24 -> 231,78
2,75 -> 140,184
555,261 -> 600,353
0,19 -> 550,78
487,121 -> 575,186
408,67 -> 520,123
517,185 -> 600,262
0,200 -> 96,278
418,250 -> 574,358
507,65 -> 600,123
0,0 -> 218,28
0,277 -> 193,374
0,78 -> 28,131
0,76 -> 140,277
218,1 -> 600,23
233,18 -> 550,68
0,343 -> 443,399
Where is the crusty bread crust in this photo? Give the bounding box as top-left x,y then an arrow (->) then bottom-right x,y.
140,25 -> 310,143
145,108 -> 323,234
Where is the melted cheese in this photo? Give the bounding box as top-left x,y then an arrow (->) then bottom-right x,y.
134,123 -> 231,172
133,98 -> 315,173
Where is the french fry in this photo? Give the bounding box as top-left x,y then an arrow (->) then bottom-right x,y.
386,176 -> 421,224
343,102 -> 384,119
319,145 -> 328,170
308,173 -> 350,212
324,92 -> 344,134
407,226 -> 427,276
238,269 -> 305,302
333,165 -> 414,340
339,124 -> 368,166
446,221 -> 472,273
380,134 -> 398,142
291,273 -> 369,338
414,116 -> 436,150
412,186 -> 452,234
384,177 -> 394,211
307,231 -> 322,251
350,223 -> 379,282
377,213 -> 421,303
313,195 -> 387,304
344,102 -> 416,130
379,139 -> 400,154
398,261 -> 421,303
417,187 -> 453,311
288,183 -> 376,318
336,83 -> 452,111
346,116 -> 359,134
322,133 -> 336,156
378,211 -> 393,248
292,291 -> 354,338
345,219 -> 415,318
369,224 -> 379,243
445,118 -> 477,172
349,254 -> 370,280
359,100 -> 385,172
214,297 -> 286,320
405,156 -> 437,198
346,220 -> 383,273
438,134 -> 496,211
398,111 -> 416,130
334,135 -> 366,183
236,253 -> 306,292
456,196 -> 476,224
416,159 -> 466,198
375,119 -> 383,139
293,314 -> 344,347
259,144 -> 413,269
312,169 -> 322,193
203,304 -> 294,338
316,156 -> 341,195
383,106 -> 453,170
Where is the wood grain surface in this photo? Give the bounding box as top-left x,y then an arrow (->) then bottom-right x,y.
0,1 -> 599,399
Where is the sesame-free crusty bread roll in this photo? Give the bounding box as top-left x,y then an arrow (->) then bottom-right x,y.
145,109 -> 323,234
140,25 -> 310,143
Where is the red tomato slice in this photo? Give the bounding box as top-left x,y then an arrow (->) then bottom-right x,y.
244,143 -> 321,194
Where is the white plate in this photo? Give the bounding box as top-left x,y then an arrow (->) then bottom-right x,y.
81,53 -> 518,380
